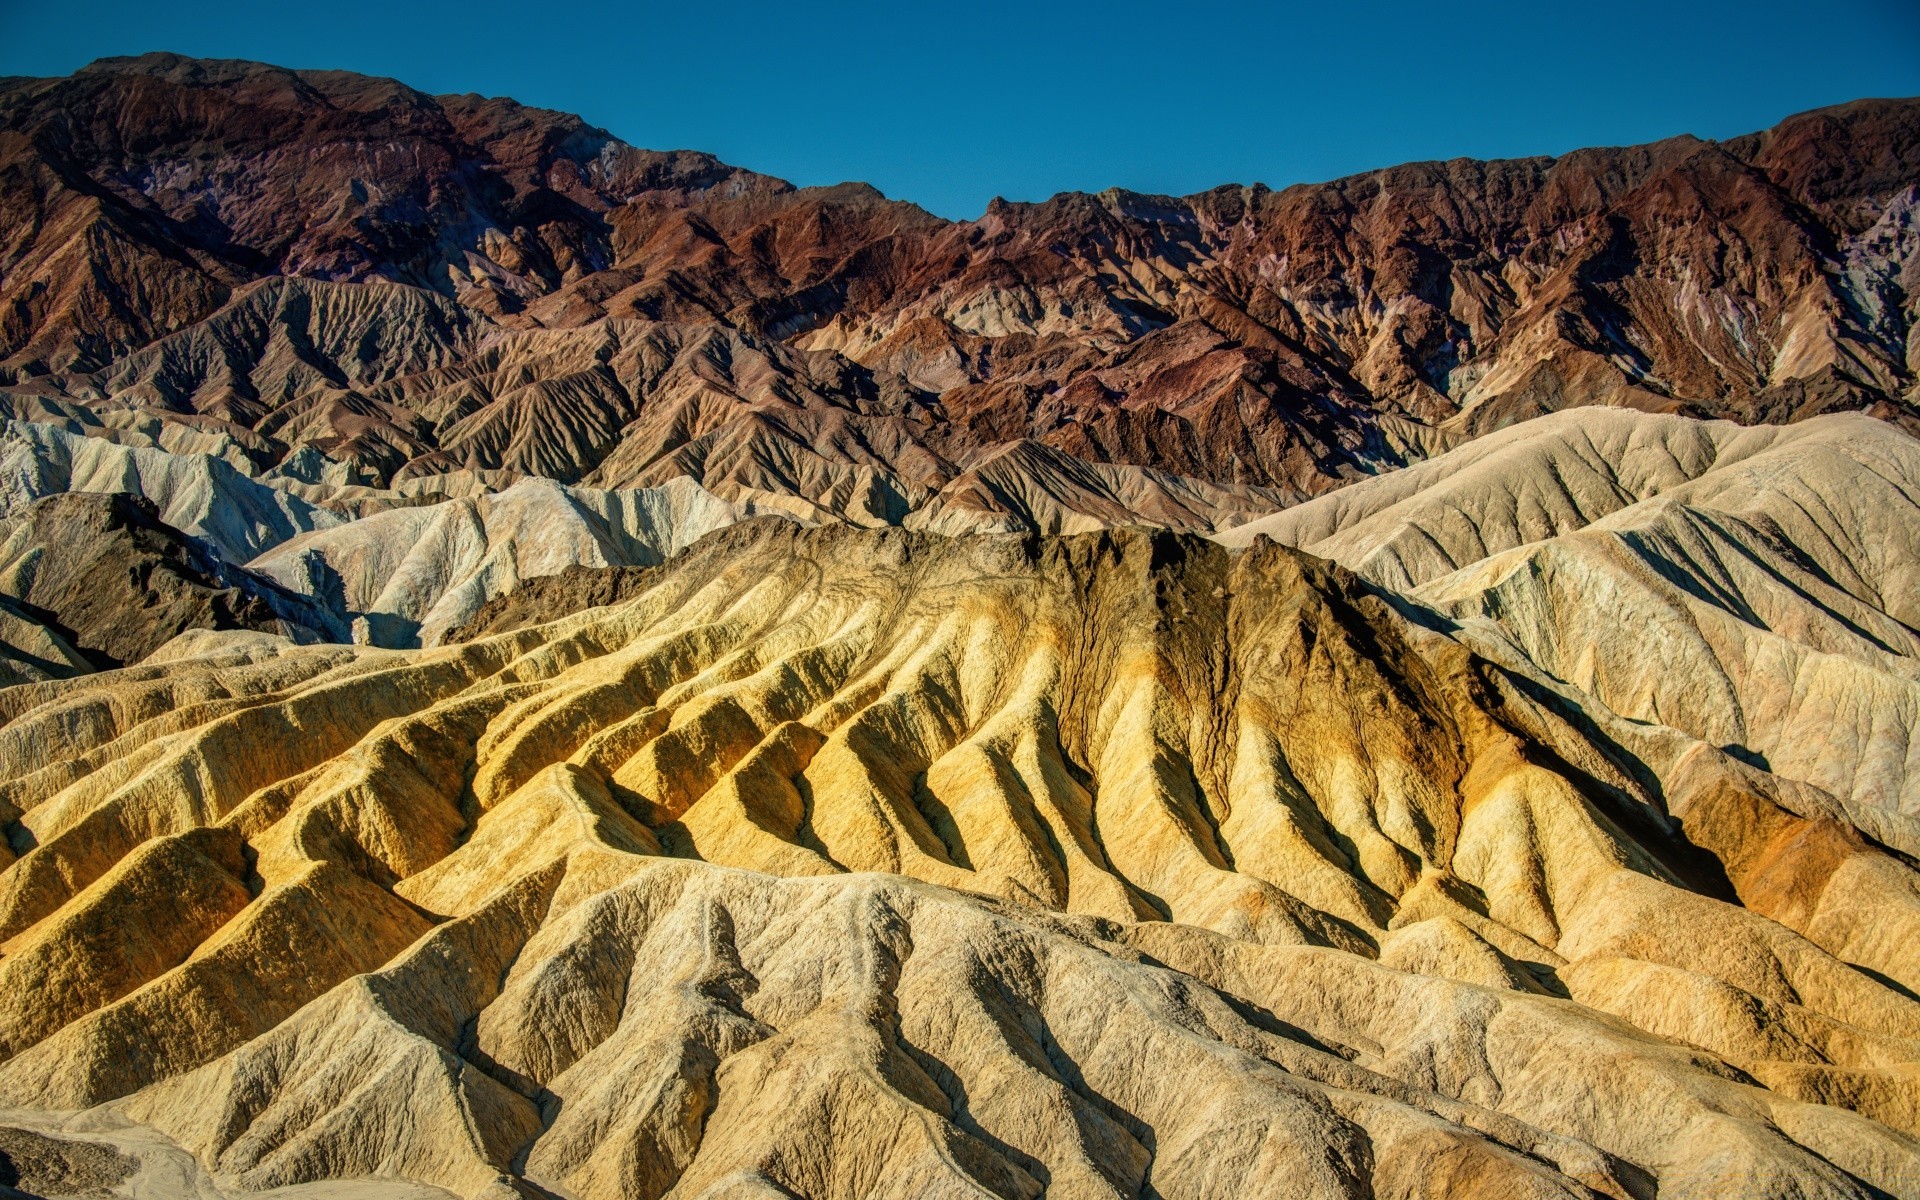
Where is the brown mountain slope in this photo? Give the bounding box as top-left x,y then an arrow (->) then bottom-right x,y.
0,490 -> 344,667
0,52 -> 780,371
1,523 -> 1918,1197
2,56 -> 1915,508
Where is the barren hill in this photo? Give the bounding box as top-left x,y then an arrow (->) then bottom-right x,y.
2,53 -> 1920,1200
0,521 -> 1918,1198
1219,408 -> 1920,825
1,56 -> 1916,514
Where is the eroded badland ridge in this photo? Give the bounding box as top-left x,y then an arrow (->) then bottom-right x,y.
3,54 -> 1919,494
0,51 -> 1917,1200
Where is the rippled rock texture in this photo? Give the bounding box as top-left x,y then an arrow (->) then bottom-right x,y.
2,54 -> 1917,515
0,523 -> 1916,1198
3,49 -> 1920,1200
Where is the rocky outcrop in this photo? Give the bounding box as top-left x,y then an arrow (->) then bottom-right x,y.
0,521 -> 1917,1198
1218,408 -> 1920,828
2,52 -> 1920,1200
3,56 -> 1916,506
250,474 -> 749,647
0,418 -> 341,561
0,491 -> 344,667
445,561 -> 663,642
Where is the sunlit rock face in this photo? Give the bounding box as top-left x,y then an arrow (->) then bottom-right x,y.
0,517 -> 1914,1198
3,51 -> 1920,1200
3,56 -> 1918,510
1220,407 -> 1920,824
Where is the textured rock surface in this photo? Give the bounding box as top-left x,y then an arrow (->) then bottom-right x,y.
250,474 -> 748,647
0,594 -> 92,690
0,1123 -> 136,1198
0,419 -> 341,563
445,564 -> 665,643
0,522 -> 1916,1197
0,491 -> 343,670
3,49 -> 1920,1200
1218,408 -> 1920,823
3,55 -> 1917,511
904,439 -> 1290,535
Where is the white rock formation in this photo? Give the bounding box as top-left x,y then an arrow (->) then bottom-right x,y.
1218,409 -> 1920,819
249,476 -> 752,647
0,420 -> 342,562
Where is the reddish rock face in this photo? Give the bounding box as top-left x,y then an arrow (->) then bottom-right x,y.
1,53 -> 1916,500
0,52 -> 778,370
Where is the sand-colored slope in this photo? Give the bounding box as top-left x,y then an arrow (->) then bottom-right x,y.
249,475 -> 750,647
1217,409 -> 1920,820
0,419 -> 342,562
0,391 -> 280,474
0,523 -> 1915,1197
1215,407 -> 1812,584
0,593 -> 93,687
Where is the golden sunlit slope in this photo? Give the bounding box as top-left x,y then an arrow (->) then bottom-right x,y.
0,522 -> 1916,1198
1218,408 -> 1920,830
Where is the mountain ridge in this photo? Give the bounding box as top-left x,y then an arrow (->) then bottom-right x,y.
2,55 -> 1920,1200
2,55 -> 1915,516
2,515 -> 1919,1198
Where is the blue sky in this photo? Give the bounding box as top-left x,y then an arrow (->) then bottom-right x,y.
4,0 -> 1917,220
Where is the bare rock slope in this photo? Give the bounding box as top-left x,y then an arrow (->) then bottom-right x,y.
0,521 -> 1916,1198
4,56 -> 1918,510
0,490 -> 343,673
0,418 -> 341,562
249,474 -> 745,647
1219,409 -> 1920,831
3,50 -> 1920,1200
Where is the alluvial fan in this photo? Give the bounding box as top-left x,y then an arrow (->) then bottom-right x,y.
0,520 -> 1916,1199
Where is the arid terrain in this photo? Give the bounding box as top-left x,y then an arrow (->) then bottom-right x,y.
0,52 -> 1917,1200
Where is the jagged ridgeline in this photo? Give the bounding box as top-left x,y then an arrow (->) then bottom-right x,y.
0,522 -> 1917,1199
1,50 -> 1920,1200
4,54 -> 1919,516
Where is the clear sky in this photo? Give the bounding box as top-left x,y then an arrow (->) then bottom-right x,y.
4,0 -> 1917,220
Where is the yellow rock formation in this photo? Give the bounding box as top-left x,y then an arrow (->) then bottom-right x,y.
0,521 -> 1915,1198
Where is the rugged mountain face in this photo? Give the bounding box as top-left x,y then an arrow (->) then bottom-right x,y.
0,416 -> 343,561
1,518 -> 1918,1198
250,474 -> 747,647
0,52 -> 776,370
0,490 -> 342,675
4,50 -> 1920,1200
2,54 -> 1916,515
1219,408 -> 1920,829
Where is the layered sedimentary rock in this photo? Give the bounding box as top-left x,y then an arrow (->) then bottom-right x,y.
903,439 -> 1290,535
2,54 -> 1917,510
1218,408 -> 1920,833
0,520 -> 1917,1198
2,49 -> 1920,1200
0,418 -> 340,563
0,490 -> 342,677
250,475 -> 746,647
